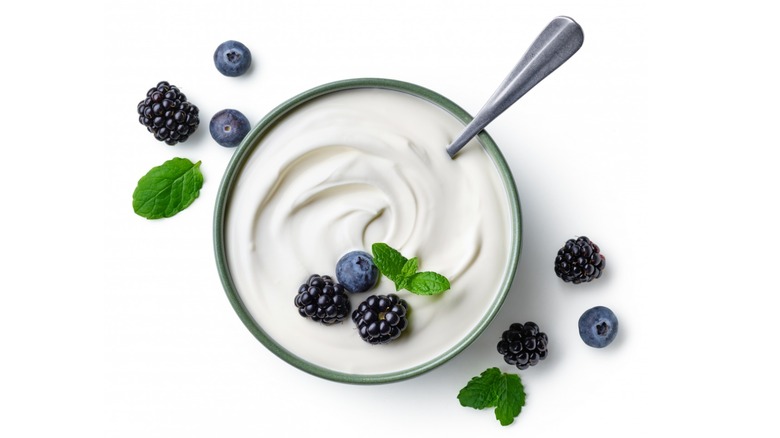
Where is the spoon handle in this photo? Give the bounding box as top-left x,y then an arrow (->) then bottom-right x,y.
446,16 -> 584,158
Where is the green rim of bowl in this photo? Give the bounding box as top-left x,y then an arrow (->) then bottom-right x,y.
213,78 -> 522,384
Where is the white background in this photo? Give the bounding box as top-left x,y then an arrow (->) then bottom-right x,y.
2,0 -> 778,436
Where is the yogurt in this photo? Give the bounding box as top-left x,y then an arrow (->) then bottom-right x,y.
224,87 -> 515,375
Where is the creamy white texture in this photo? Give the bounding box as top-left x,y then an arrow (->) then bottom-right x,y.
225,88 -> 514,375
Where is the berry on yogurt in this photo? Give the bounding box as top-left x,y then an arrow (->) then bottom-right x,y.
294,274 -> 351,325
336,250 -> 379,293
351,294 -> 409,344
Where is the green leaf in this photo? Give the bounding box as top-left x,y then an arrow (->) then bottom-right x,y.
494,373 -> 525,426
458,368 -> 526,427
394,258 -> 419,291
371,242 -> 451,296
458,367 -> 502,410
371,243 -> 408,283
401,257 -> 418,278
133,158 -> 203,219
407,271 -> 451,295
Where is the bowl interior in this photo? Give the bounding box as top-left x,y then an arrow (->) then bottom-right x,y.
214,78 -> 522,384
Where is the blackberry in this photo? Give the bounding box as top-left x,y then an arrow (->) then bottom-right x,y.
351,294 -> 409,344
497,322 -> 548,370
294,274 -> 351,325
137,81 -> 200,145
554,236 -> 606,284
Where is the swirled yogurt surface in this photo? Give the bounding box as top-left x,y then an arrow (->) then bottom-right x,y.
224,87 -> 515,376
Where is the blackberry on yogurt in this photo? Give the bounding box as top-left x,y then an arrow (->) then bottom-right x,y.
352,294 -> 409,344
294,274 -> 351,325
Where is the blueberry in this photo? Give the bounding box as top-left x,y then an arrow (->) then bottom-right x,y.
209,109 -> 251,147
578,306 -> 619,348
213,40 -> 252,77
336,251 -> 379,293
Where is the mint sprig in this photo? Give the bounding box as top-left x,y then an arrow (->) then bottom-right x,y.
132,157 -> 203,219
371,243 -> 450,295
457,367 -> 526,426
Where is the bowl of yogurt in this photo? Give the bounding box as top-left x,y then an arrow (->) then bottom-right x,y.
214,78 -> 522,384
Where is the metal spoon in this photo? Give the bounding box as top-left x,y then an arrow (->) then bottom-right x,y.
446,16 -> 584,158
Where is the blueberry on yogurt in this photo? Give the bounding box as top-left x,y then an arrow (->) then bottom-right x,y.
336,250 -> 379,293
578,306 -> 619,348
213,40 -> 252,77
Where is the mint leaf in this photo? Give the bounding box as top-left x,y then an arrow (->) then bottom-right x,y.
401,257 -> 418,278
371,243 -> 451,296
394,258 -> 418,291
458,368 -> 526,426
458,367 -> 502,409
407,271 -> 450,295
494,373 -> 525,426
133,158 -> 203,219
371,243 -> 407,284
